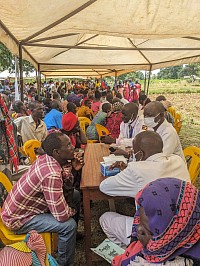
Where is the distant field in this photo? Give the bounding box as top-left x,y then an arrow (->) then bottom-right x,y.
146,79 -> 200,94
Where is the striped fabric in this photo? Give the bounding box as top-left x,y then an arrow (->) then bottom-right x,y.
0,230 -> 47,266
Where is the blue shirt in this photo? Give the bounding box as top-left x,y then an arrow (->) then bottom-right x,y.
44,109 -> 62,130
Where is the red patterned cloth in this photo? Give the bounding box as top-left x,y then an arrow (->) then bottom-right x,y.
0,94 -> 19,172
106,112 -> 123,139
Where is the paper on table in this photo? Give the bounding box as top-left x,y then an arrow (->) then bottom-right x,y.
103,154 -> 127,165
91,238 -> 125,263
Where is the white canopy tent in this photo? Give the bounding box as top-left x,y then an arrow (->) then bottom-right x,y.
1,0 -> 200,98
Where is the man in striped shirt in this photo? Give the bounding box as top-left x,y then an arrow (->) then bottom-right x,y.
1,132 -> 83,266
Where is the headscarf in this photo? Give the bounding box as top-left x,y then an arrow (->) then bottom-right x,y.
113,178 -> 200,265
62,112 -> 78,132
0,94 -> 19,172
112,101 -> 124,112
66,93 -> 82,106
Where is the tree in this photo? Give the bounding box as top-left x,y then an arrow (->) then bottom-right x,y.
178,64 -> 200,78
156,64 -> 200,79
0,42 -> 35,75
118,71 -> 144,81
157,66 -> 183,79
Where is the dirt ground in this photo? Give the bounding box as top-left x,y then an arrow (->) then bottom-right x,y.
75,93 -> 200,265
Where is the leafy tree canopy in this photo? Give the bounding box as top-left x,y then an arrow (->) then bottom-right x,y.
0,42 -> 35,75
157,64 -> 200,79
118,71 -> 144,81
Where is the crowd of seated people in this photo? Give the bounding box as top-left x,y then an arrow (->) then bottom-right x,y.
0,78 -> 199,266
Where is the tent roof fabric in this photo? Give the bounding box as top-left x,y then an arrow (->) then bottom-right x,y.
1,0 -> 200,77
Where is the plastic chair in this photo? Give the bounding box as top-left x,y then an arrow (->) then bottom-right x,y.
183,146 -> 200,184
78,117 -> 91,134
87,139 -> 98,143
23,139 -> 41,164
96,124 -> 110,140
0,172 -> 52,254
174,113 -> 183,134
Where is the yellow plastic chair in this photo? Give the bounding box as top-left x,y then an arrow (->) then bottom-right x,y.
183,146 -> 200,184
174,113 -> 183,134
23,140 -> 41,164
0,172 -> 52,254
78,117 -> 91,134
87,139 -> 98,143
96,124 -> 110,140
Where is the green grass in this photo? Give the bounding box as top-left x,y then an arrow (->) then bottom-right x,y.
149,87 -> 200,94
144,79 -> 200,94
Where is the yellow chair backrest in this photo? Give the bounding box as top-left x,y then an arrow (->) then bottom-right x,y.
174,113 -> 182,134
96,124 -> 110,139
0,172 -> 12,194
0,172 -> 52,254
78,117 -> 91,134
184,146 -> 200,184
0,172 -> 12,212
23,140 -> 41,164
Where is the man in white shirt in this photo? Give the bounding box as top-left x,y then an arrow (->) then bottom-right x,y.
101,103 -> 143,147
14,101 -> 48,144
143,101 -> 185,161
99,131 -> 190,248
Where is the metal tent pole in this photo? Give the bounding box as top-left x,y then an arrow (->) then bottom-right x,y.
19,44 -> 24,101
144,71 -> 147,94
146,65 -> 152,96
37,64 -> 41,100
114,70 -> 117,89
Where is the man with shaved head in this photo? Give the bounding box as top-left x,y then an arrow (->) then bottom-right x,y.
143,101 -> 185,161
101,102 -> 143,146
99,131 -> 190,247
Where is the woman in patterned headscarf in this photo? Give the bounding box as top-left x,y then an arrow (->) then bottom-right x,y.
113,178 -> 200,266
106,99 -> 124,139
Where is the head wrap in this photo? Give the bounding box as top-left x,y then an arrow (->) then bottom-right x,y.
112,101 -> 124,112
62,112 -> 78,131
67,93 -> 82,106
133,178 -> 200,263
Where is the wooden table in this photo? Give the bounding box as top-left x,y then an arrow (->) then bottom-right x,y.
80,143 -> 116,265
